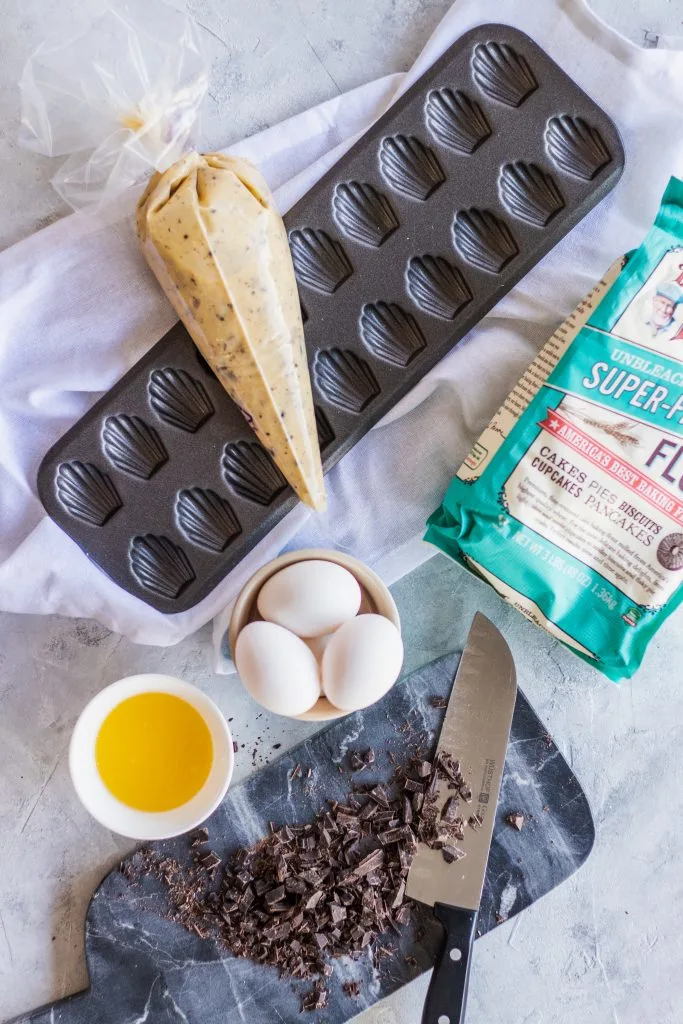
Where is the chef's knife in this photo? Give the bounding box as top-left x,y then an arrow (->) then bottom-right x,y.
406,612 -> 517,1024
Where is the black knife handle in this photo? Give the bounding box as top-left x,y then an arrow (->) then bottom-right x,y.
421,903 -> 477,1024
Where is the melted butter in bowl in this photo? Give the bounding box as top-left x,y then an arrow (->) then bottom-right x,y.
95,692 -> 214,813
70,675 -> 233,839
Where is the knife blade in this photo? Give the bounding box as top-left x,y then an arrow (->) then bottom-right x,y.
406,612 -> 517,1024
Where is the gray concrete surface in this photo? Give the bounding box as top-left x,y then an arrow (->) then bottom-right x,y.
1,1 -> 683,1023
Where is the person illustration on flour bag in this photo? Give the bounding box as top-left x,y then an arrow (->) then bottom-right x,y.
646,282 -> 683,338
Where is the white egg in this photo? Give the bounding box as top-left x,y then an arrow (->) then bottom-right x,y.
235,621 -> 321,716
257,560 -> 362,638
322,614 -> 403,712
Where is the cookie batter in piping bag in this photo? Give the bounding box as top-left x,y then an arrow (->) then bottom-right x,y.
137,151 -> 326,511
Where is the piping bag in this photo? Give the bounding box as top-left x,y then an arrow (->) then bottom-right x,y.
19,0 -> 326,511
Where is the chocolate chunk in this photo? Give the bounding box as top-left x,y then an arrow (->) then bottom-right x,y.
425,772 -> 440,800
336,812 -> 361,830
390,880 -> 406,909
353,849 -> 385,876
415,760 -> 432,778
378,825 -> 413,846
459,784 -> 473,803
198,851 -> 221,874
437,752 -> 463,785
505,812 -> 525,831
190,827 -> 209,847
403,778 -> 424,793
429,696 -> 448,709
330,904 -> 347,925
441,797 -> 460,824
265,885 -> 286,906
304,890 -> 324,910
395,905 -> 411,925
301,982 -> 328,1012
468,814 -> 483,831
343,980 -> 361,998
369,785 -> 390,808
350,748 -> 376,771
441,844 -> 466,864
359,802 -> 378,822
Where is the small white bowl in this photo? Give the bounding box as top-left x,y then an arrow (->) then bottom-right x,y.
69,674 -> 234,840
229,548 -> 401,722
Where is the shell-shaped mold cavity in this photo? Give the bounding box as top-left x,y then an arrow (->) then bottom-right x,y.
545,115 -> 611,181
360,302 -> 427,367
315,406 -> 335,452
453,208 -> 519,274
314,349 -> 380,415
406,255 -> 473,320
222,441 -> 288,506
332,181 -> 399,248
472,41 -> 537,107
102,414 -> 168,480
499,162 -> 565,227
129,534 -> 195,600
289,228 -> 352,294
56,461 -> 122,527
148,367 -> 214,433
379,135 -> 445,202
176,488 -> 241,553
425,89 -> 491,154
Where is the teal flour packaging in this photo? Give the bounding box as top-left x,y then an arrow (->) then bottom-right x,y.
426,178 -> 683,680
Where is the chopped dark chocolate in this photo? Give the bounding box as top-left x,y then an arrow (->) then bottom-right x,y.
343,980 -> 361,998
468,814 -> 483,831
128,744 -> 478,1003
429,696 -> 448,709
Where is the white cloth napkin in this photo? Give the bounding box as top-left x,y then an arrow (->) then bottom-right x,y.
1,0 -> 682,660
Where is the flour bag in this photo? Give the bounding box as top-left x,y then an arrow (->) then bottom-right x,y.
426,178 -> 683,680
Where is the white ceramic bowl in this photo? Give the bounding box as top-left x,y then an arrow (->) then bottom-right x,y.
69,674 -> 234,840
228,548 -> 401,722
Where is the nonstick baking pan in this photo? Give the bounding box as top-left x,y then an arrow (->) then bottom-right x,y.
37,23 -> 625,613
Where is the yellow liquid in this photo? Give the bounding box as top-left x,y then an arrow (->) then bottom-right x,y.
95,692 -> 213,812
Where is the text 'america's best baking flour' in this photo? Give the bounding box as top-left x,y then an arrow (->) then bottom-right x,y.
426,177 -> 683,681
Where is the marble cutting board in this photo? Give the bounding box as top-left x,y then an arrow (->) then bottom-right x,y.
13,652 -> 595,1024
